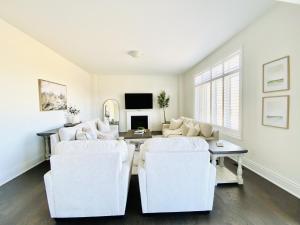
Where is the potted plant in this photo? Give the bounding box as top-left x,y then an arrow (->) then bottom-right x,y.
157,90 -> 170,124
66,106 -> 80,124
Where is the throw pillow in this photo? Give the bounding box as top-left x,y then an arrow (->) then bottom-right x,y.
96,130 -> 116,140
199,123 -> 213,138
181,122 -> 192,136
82,126 -> 97,140
97,120 -> 111,133
169,118 -> 183,130
187,124 -> 200,136
75,129 -> 92,140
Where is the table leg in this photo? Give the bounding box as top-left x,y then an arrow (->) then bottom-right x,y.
237,155 -> 243,185
44,137 -> 51,160
211,155 -> 218,186
219,157 -> 225,167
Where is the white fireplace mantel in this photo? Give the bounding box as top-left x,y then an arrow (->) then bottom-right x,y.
126,110 -> 151,130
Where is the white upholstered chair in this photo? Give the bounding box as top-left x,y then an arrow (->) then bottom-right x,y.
44,140 -> 134,218
138,137 -> 216,213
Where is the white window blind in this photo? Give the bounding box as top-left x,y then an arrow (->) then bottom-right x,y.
194,51 -> 241,137
211,78 -> 223,126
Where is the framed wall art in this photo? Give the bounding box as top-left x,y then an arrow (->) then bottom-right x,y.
262,95 -> 289,129
38,79 -> 67,111
263,56 -> 290,93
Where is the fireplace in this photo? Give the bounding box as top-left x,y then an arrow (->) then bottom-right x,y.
126,110 -> 151,130
131,116 -> 148,130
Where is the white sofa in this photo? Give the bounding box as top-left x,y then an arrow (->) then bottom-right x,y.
138,137 -> 216,213
162,117 -> 219,140
44,140 -> 134,218
50,119 -> 119,151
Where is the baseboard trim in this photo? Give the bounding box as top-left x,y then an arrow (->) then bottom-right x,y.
230,156 -> 300,199
0,156 -> 45,187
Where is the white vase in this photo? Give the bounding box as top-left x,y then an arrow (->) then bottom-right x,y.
65,114 -> 74,124
72,115 -> 80,124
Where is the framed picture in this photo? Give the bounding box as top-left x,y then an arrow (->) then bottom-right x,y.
262,95 -> 289,129
263,56 -> 290,93
38,79 -> 67,111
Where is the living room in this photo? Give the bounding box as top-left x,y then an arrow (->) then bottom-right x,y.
0,1 -> 299,225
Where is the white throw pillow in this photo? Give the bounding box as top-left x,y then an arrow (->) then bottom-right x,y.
75,129 -> 91,140
58,127 -> 77,141
169,118 -> 183,130
187,124 -> 200,136
97,120 -> 111,133
82,126 -> 97,140
199,123 -> 213,138
96,130 -> 116,140
181,122 -> 192,136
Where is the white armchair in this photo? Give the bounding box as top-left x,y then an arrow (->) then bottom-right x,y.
138,138 -> 216,213
44,140 -> 134,218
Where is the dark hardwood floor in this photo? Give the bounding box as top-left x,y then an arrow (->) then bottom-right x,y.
0,159 -> 299,225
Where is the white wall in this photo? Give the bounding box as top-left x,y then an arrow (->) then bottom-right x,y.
0,18 -> 96,186
180,3 -> 300,198
94,74 -> 179,132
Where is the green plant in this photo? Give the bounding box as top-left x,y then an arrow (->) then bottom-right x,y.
157,90 -> 170,123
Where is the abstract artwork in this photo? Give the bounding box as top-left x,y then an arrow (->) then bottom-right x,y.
38,79 -> 67,111
262,95 -> 289,129
263,56 -> 290,93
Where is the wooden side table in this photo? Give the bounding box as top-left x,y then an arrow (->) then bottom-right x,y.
207,140 -> 248,185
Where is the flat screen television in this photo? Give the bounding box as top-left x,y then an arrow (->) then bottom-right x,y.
125,93 -> 153,109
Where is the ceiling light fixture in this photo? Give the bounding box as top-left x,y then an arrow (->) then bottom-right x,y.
127,50 -> 140,58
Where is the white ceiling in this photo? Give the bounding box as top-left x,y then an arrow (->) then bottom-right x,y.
0,0 -> 274,75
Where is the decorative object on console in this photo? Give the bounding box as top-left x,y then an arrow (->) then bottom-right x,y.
263,56 -> 290,93
38,79 -> 67,111
157,90 -> 170,123
262,95 -> 289,129
103,99 -> 120,125
66,106 -> 80,124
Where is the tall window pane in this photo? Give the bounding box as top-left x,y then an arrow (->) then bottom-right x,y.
224,72 -> 240,130
199,83 -> 211,123
211,78 -> 223,126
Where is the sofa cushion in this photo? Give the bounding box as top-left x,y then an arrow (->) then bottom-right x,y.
169,118 -> 183,130
187,124 -> 200,136
54,140 -> 129,162
140,137 -> 208,160
181,123 -> 191,136
199,123 -> 213,138
96,130 -> 116,140
75,127 -> 97,140
163,128 -> 182,137
59,127 -> 77,141
97,120 -> 111,132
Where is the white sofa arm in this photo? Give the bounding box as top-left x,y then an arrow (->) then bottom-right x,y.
138,161 -> 148,213
50,134 -> 60,154
207,163 -> 217,210
44,171 -> 55,217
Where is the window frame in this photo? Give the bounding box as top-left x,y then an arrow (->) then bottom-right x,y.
194,50 -> 243,139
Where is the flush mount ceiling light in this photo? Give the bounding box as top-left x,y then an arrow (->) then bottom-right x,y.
276,0 -> 300,4
127,50 -> 140,58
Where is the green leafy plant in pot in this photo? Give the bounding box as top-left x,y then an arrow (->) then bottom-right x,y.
157,90 -> 170,124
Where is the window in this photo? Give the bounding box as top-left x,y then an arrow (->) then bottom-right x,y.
194,51 -> 241,137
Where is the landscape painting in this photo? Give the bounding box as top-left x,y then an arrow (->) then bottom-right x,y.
262,95 -> 289,129
263,56 -> 290,93
38,79 -> 67,111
